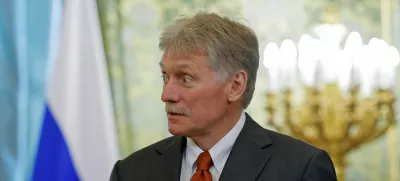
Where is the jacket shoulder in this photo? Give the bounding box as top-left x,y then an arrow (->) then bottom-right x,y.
111,136 -> 179,180
265,129 -> 321,157
120,135 -> 178,166
260,129 -> 337,180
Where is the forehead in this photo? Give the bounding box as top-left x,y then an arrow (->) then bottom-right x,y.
159,50 -> 210,69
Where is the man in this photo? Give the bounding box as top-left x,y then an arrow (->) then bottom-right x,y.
109,12 -> 337,181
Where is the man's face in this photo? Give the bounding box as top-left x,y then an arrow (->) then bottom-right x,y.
160,52 -> 230,137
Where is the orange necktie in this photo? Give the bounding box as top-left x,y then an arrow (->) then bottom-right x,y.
190,151 -> 213,181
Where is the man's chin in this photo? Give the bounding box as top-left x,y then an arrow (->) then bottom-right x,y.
167,124 -> 191,136
168,128 -> 187,136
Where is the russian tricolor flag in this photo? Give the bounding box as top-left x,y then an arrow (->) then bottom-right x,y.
32,0 -> 119,180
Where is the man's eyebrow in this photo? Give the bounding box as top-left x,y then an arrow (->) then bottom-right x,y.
159,62 -> 195,71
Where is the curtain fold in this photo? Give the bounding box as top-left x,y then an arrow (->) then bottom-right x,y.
0,0 -> 62,180
0,1 -> 18,180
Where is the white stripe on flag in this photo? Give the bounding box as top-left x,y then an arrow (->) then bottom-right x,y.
46,0 -> 119,180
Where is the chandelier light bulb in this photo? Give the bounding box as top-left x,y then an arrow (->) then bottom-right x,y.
363,38 -> 385,69
280,39 -> 297,68
263,42 -> 280,69
263,42 -> 281,93
387,46 -> 400,68
280,39 -> 298,89
298,34 -> 313,55
344,32 -> 363,53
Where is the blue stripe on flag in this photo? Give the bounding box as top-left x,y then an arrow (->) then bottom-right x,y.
32,104 -> 80,181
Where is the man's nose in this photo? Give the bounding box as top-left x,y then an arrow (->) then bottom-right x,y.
161,81 -> 180,103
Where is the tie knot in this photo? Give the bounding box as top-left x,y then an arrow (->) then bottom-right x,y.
196,151 -> 213,171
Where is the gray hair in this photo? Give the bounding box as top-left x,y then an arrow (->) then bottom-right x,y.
158,12 -> 259,109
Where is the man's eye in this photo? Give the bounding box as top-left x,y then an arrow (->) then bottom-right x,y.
161,74 -> 168,83
182,77 -> 193,84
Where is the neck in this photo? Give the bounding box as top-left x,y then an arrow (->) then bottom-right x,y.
190,107 -> 243,151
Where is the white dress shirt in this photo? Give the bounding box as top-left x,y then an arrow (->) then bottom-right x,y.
180,111 -> 246,181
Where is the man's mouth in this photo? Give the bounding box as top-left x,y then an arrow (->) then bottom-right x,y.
168,112 -> 186,116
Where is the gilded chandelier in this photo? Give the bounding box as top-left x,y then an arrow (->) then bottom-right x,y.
263,11 -> 399,181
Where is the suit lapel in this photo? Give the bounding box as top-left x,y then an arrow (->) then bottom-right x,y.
219,114 -> 273,181
152,136 -> 186,181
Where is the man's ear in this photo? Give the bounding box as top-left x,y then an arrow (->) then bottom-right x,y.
227,70 -> 247,103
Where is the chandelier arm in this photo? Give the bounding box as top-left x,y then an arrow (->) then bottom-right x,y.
283,89 -> 312,142
318,85 -> 339,143
266,93 -> 286,133
365,122 -> 393,143
364,91 -> 395,143
314,98 -> 327,142
345,103 -> 380,152
343,111 -> 356,153
343,87 -> 358,140
313,91 -> 326,145
345,90 -> 395,152
346,122 -> 377,152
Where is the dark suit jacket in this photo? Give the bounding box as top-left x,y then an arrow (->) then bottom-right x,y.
110,113 -> 337,181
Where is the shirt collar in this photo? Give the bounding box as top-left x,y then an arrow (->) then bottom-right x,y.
185,110 -> 246,173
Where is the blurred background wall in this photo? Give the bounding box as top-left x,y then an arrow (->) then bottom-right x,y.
0,0 -> 399,180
